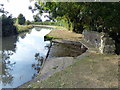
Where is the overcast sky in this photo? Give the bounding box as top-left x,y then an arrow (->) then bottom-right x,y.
0,0 -> 49,21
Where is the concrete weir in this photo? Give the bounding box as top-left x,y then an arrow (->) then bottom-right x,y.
32,38 -> 88,83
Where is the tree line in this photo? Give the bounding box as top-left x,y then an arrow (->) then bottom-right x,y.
0,4 -> 32,37
1,13 -> 32,37
32,2 -> 120,54
34,2 -> 120,35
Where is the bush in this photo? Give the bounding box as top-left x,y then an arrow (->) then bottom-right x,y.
26,20 -> 31,25
1,14 -> 18,37
16,14 -> 26,25
16,25 -> 33,33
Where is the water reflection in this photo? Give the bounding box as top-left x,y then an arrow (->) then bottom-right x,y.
48,42 -> 87,58
32,53 -> 44,75
1,27 -> 51,88
2,35 -> 18,52
2,51 -> 15,86
2,35 -> 18,86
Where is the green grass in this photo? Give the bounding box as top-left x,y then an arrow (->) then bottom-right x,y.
15,24 -> 33,33
32,21 -> 62,26
45,35 -> 59,40
22,53 -> 119,88
55,26 -> 66,29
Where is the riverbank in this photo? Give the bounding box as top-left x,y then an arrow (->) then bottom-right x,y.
33,25 -> 57,29
45,28 -> 83,41
15,24 -> 33,33
22,53 -> 119,88
19,27 -> 119,88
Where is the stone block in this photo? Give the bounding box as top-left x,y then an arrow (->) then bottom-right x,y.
82,30 -> 116,54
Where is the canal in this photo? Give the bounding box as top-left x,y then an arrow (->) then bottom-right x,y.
1,26 -> 87,88
1,27 -> 52,88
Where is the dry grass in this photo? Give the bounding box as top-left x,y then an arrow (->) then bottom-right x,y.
21,53 -> 119,88
46,29 -> 83,41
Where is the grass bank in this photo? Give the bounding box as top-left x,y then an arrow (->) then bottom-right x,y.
22,52 -> 119,88
15,24 -> 33,33
45,27 -> 83,41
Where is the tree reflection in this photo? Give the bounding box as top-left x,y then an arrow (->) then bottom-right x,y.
31,53 -> 44,79
2,51 -> 16,86
19,33 -> 26,39
2,35 -> 18,52
2,35 -> 18,86
34,27 -> 42,31
19,31 -> 31,39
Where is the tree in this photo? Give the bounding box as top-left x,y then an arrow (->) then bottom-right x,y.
33,2 -> 85,32
17,14 -> 26,25
13,17 -> 17,23
33,15 -> 42,22
1,14 -> 17,37
26,20 -> 31,25
0,4 -> 18,37
80,2 -> 120,50
34,1 -> 120,54
34,1 -> 120,35
0,4 -> 17,37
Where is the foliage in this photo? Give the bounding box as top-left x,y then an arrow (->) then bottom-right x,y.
26,20 -> 31,25
15,24 -> 33,33
33,15 -> 42,22
82,3 -> 120,34
34,2 -> 120,34
0,4 -> 17,37
1,14 -> 17,37
0,5 -> 33,37
12,17 -> 17,24
33,2 -> 120,53
81,2 -> 120,54
34,2 -> 84,32
16,14 -> 26,25
32,21 -> 61,26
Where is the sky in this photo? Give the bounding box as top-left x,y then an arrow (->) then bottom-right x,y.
0,0 -> 49,21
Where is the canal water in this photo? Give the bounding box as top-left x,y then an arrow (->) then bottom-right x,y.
48,42 -> 87,58
1,27 -> 52,88
0,26 -> 87,88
